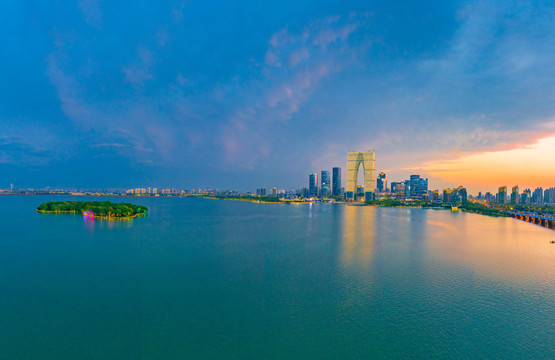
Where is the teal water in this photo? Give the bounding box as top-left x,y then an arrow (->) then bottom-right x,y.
1,196 -> 554,359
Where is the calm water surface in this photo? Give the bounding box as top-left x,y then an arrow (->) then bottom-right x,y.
1,196 -> 554,359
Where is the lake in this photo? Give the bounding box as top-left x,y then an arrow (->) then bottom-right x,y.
1,196 -> 554,359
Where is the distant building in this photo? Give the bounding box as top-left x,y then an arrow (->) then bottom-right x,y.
320,170 -> 331,197
346,151 -> 375,201
356,186 -> 364,198
404,180 -> 411,199
485,192 -> 493,203
459,187 -> 468,203
377,172 -> 387,193
332,167 -> 342,196
409,175 -> 428,199
256,188 -> 267,197
521,189 -> 531,205
432,190 -> 440,201
443,186 -> 466,204
393,182 -> 405,199
497,186 -> 508,204
544,188 -> 555,205
309,173 -> 318,197
532,187 -> 543,204
390,182 -> 399,193
510,186 -> 520,204
271,187 -> 277,197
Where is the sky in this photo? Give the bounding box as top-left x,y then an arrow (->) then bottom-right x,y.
1,0 -> 555,194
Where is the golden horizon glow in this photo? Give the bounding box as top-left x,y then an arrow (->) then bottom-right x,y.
414,135 -> 555,193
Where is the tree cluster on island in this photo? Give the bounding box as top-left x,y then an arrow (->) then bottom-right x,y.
37,201 -> 148,218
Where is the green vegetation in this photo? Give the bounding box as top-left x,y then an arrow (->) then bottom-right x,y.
365,199 -> 443,209
458,202 -> 508,217
510,204 -> 555,215
37,201 -> 147,218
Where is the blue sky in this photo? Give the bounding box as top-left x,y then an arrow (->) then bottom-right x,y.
2,0 -> 555,192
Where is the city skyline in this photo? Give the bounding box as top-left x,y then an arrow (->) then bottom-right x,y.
2,2 -> 555,193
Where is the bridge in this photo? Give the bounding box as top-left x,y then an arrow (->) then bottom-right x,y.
508,211 -> 555,230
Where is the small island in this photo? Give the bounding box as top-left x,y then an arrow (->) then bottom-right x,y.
37,201 -> 148,219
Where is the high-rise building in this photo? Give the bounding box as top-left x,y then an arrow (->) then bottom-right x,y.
521,189 -> 531,205
390,182 -> 400,193
404,180 -> 411,199
485,192 -> 493,202
377,172 -> 387,193
532,187 -> 543,204
510,186 -> 520,204
459,187 -> 468,203
332,167 -> 342,196
309,173 -> 318,197
409,175 -> 428,199
432,190 -> 440,201
346,151 -> 375,201
393,182 -> 405,199
320,170 -> 331,197
497,186 -> 507,204
256,188 -> 267,197
443,186 -> 466,204
544,188 -> 555,204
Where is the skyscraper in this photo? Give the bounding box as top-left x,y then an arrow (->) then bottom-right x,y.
511,186 -> 520,204
497,186 -> 507,204
346,151 -> 375,201
332,167 -> 341,196
409,175 -> 428,199
404,180 -> 411,199
521,189 -> 531,205
377,172 -> 387,192
320,171 -> 330,197
309,173 -> 318,197
532,187 -> 543,204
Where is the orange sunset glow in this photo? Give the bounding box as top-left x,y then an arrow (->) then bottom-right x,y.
417,136 -> 555,193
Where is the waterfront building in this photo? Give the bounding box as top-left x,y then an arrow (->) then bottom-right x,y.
521,189 -> 532,205
309,173 -> 318,197
544,188 -> 555,205
320,171 -> 331,197
346,151 -> 375,201
497,186 -> 508,204
393,182 -> 405,199
332,167 -> 342,196
432,190 -> 440,201
409,175 -> 428,199
532,187 -> 543,204
256,188 -> 267,197
377,172 -> 387,193
511,186 -> 520,204
356,186 -> 364,198
442,186 -> 466,204
404,180 -> 411,199
271,187 -> 277,197
459,187 -> 468,203
390,182 -> 399,193
485,192 -> 493,202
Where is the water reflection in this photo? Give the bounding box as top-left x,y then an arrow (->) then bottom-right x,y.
82,214 -> 139,233
426,211 -> 555,286
341,205 -> 377,269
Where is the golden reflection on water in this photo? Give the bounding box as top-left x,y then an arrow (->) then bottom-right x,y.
426,211 -> 555,286
341,206 -> 376,269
